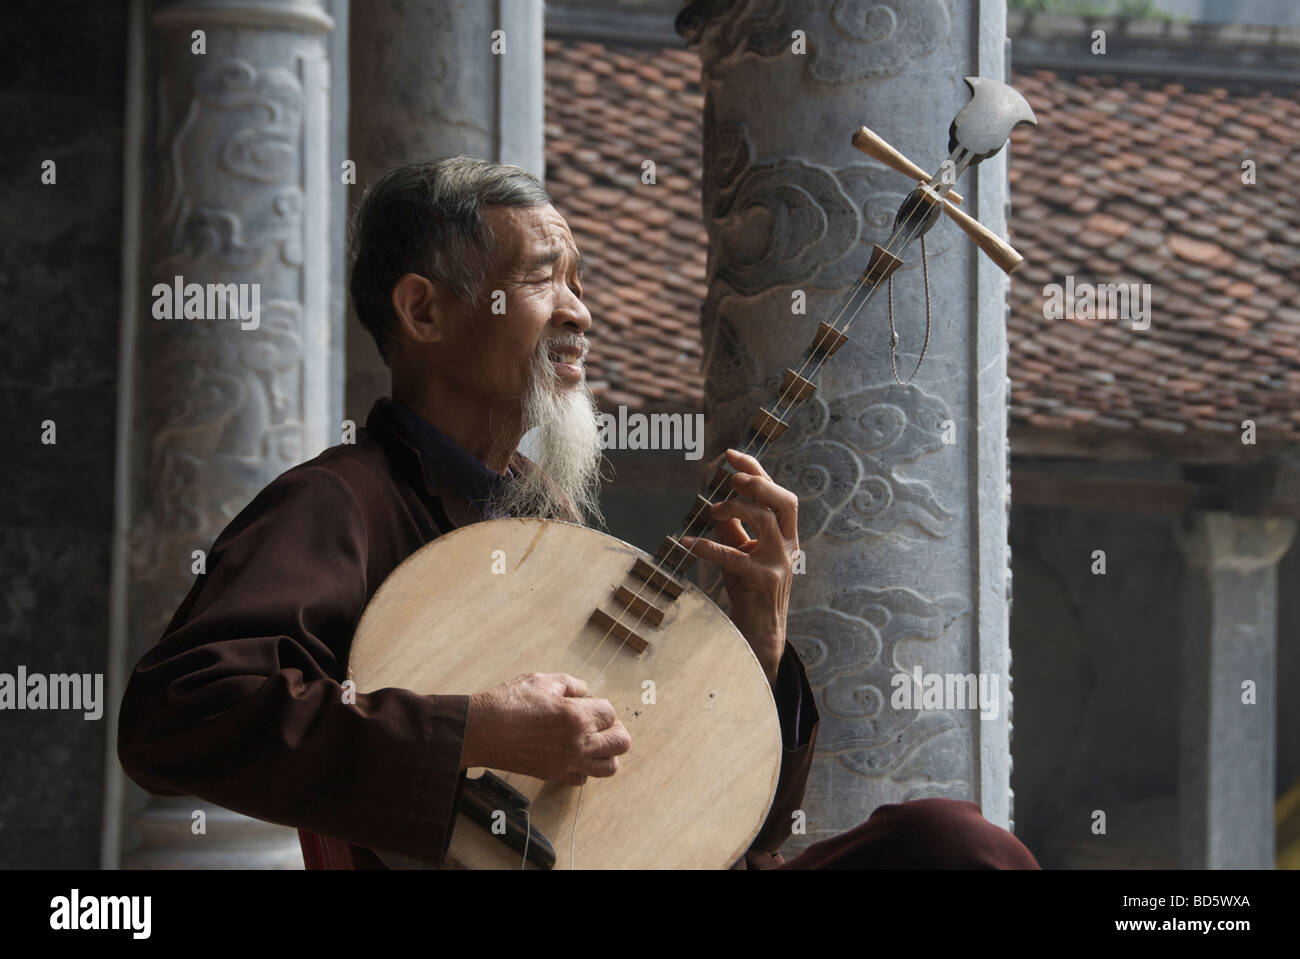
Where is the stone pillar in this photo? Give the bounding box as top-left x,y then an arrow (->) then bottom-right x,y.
679,0 -> 1016,849
1176,511 -> 1295,868
114,0 -> 339,868
344,0 -> 546,424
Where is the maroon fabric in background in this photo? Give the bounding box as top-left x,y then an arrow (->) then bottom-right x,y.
772,799 -> 1041,870
301,799 -> 1043,871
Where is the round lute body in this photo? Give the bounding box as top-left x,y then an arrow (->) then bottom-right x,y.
347,517 -> 783,869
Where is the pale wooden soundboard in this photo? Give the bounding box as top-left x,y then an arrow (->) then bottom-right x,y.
348,518 -> 783,869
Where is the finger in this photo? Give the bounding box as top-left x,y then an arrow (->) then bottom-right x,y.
587,723 -> 631,758
535,673 -> 574,698
679,533 -> 749,572
563,772 -> 589,787
580,697 -> 617,730
711,497 -> 781,545
582,755 -> 620,778
725,448 -> 772,482
730,473 -> 799,541
712,516 -> 756,551
556,673 -> 588,698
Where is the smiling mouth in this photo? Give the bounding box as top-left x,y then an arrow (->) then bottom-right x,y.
547,347 -> 584,365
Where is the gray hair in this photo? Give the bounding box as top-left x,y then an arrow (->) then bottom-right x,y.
348,156 -> 551,365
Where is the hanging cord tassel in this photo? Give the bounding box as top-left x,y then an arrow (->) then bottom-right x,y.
887,235 -> 933,386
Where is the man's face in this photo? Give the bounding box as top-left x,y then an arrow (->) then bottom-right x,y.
437,203 -> 592,413
426,202 -> 604,524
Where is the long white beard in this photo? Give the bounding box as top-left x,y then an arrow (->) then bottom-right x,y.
488,339 -> 605,527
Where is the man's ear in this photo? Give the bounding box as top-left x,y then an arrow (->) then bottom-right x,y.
391,272 -> 455,346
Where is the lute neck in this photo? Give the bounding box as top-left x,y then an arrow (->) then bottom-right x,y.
642,182 -> 952,586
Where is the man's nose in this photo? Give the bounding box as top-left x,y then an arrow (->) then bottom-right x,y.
554,286 -> 592,334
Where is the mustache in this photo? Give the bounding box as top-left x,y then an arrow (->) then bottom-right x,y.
540,333 -> 589,362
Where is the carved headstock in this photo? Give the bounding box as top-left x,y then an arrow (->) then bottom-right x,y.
852,76 -> 1038,274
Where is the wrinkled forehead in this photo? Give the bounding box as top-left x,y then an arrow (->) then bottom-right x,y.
487,203 -> 580,268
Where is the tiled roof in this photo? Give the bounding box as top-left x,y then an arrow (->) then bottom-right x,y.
544,41 -> 706,410
1007,70 -> 1300,453
544,40 -> 1300,454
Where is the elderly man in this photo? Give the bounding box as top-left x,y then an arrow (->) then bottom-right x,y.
118,156 -> 1038,870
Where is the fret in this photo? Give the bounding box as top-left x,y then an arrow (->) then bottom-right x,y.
588,607 -> 650,654
780,368 -> 817,404
680,494 -> 716,537
611,585 -> 667,627
810,320 -> 849,359
749,408 -> 789,443
655,535 -> 696,571
865,242 -> 904,282
630,557 -> 686,599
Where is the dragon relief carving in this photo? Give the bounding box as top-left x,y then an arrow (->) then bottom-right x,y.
197,58 -> 302,184
713,161 -> 861,296
700,315 -> 761,412
701,96 -> 861,297
136,50 -> 311,619
158,56 -> 304,267
132,294 -> 308,600
700,95 -> 753,221
702,153 -> 956,298
157,187 -> 304,275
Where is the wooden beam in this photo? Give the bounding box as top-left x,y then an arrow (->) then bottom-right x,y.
1011,470 -> 1218,514
1012,462 -> 1300,518
1009,426 -> 1283,466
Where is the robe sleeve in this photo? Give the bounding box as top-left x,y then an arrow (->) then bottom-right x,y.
744,640 -> 819,864
117,465 -> 468,864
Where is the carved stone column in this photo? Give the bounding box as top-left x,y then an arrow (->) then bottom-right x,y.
1176,511 -> 1295,869
679,0 -> 1016,850
117,0 -> 338,868
344,0 -> 546,423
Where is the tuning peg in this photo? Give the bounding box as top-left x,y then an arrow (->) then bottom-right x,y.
852,124 -> 1025,275
852,126 -> 964,205
927,187 -> 1023,273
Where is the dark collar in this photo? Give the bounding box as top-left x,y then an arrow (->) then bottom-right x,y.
365,397 -> 444,499
365,397 -> 528,504
388,399 -> 512,510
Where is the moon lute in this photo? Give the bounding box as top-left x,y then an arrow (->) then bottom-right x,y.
349,518 -> 783,869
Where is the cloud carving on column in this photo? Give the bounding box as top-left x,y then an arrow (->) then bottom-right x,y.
702,96 -> 860,296
787,586 -> 969,792
772,384 -> 956,541
712,160 -> 861,296
678,0 -> 950,83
